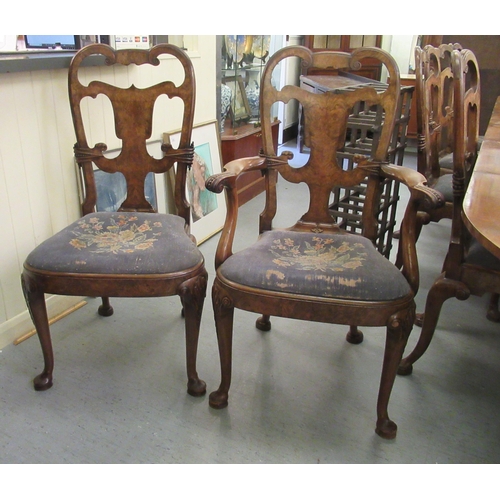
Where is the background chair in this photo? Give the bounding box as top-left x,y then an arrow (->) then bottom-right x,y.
413,43 -> 462,234
398,48 -> 493,375
400,43 -> 498,323
21,44 -> 207,396
206,46 -> 441,439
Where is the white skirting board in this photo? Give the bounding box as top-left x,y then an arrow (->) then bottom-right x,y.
0,295 -> 86,350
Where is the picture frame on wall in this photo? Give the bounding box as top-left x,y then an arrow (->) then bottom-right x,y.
163,120 -> 227,245
92,170 -> 157,212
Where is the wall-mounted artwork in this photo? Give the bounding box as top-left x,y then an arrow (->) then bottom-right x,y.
76,141 -> 168,215
93,171 -> 157,212
164,120 -> 226,245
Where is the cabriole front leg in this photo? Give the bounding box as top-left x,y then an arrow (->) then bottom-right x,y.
21,273 -> 54,391
178,272 -> 208,397
209,281 -> 234,409
376,307 -> 414,439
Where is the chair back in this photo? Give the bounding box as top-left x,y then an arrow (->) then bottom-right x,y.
415,43 -> 462,182
68,43 -> 195,225
453,49 -> 480,184
258,45 -> 401,246
443,48 -> 481,277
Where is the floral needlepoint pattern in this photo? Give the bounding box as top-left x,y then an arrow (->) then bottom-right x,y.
219,230 -> 412,301
270,237 -> 366,272
69,215 -> 163,254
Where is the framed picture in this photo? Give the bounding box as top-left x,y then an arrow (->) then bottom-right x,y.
93,170 -> 157,212
223,75 -> 251,122
163,120 -> 227,245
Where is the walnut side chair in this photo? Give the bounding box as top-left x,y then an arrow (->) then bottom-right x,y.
206,46 -> 442,439
21,43 -> 207,397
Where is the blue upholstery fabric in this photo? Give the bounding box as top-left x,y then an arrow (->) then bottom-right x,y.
438,153 -> 454,172
433,173 -> 453,202
25,212 -> 203,275
466,239 -> 500,271
219,231 -> 411,301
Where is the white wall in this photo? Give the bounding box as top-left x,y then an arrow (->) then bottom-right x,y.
382,35 -> 418,78
0,35 -> 217,348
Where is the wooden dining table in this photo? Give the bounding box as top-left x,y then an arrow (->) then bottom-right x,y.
463,95 -> 500,259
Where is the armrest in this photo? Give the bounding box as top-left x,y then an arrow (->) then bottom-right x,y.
381,163 -> 445,294
205,155 -> 267,269
381,163 -> 445,211
223,156 -> 268,176
206,151 -> 295,269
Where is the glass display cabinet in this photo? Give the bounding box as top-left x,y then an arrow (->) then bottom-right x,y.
221,35 -> 271,129
219,35 -> 280,206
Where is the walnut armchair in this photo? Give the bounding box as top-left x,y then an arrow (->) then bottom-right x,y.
21,44 -> 207,396
398,49 -> 495,375
206,46 -> 442,439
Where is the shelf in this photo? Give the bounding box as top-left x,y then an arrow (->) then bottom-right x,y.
0,51 -> 108,74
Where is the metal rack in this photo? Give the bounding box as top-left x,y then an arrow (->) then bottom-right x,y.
322,77 -> 414,258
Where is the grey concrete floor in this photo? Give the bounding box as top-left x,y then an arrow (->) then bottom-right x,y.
1,144 -> 499,465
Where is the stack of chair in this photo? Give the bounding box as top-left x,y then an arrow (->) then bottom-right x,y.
403,43 -> 498,324
413,43 -> 463,236
395,44 -> 457,304
398,48 -> 500,375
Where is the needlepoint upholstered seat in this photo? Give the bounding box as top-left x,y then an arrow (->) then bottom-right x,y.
206,46 -> 443,439
21,44 -> 207,396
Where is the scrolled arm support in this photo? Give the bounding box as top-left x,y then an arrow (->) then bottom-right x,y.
206,152 -> 295,269
206,171 -> 238,194
382,164 -> 445,210
206,156 -> 267,269
381,163 -> 445,294
415,184 -> 446,212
